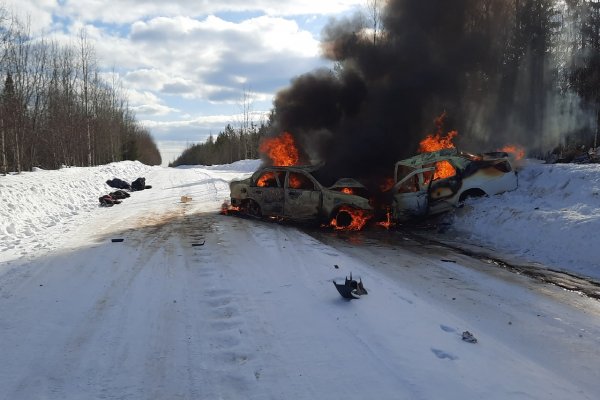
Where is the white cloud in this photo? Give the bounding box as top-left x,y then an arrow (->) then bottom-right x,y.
124,69 -> 171,92
131,104 -> 179,117
3,1 -> 362,34
42,13 -> 328,104
1,0 -> 57,33
142,110 -> 271,137
58,1 -> 363,25
125,89 -> 179,116
5,1 -> 346,147
43,15 -> 306,106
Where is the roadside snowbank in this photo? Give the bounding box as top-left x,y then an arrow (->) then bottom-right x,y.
0,161 -> 153,241
450,160 -> 600,280
0,159 -> 260,262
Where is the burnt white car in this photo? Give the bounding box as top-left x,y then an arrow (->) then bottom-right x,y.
229,165 -> 372,227
391,148 -> 518,221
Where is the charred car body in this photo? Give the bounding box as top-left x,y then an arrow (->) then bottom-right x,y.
229,165 -> 373,227
391,148 -> 518,221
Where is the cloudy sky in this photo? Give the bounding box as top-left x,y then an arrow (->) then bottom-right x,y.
5,0 -> 364,164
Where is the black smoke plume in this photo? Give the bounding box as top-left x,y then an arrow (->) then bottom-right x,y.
266,0 -> 590,183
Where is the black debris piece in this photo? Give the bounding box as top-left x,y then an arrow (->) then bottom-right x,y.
111,238 -> 124,242
106,178 -> 131,190
99,194 -> 121,207
462,331 -> 478,343
109,190 -> 131,199
131,177 -> 146,191
192,241 -> 206,247
333,272 -> 368,300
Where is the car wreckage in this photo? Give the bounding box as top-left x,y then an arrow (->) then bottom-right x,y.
229,165 -> 373,227
391,148 -> 518,221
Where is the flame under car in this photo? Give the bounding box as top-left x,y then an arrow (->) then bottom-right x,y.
391,148 -> 518,221
229,165 -> 373,228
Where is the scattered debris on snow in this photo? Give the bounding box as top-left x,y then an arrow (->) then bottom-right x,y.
462,331 -> 478,343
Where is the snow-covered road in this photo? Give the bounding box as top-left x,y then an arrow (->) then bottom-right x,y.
1,163 -> 599,399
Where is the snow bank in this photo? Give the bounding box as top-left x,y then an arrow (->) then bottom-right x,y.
0,161 -> 152,242
449,160 -> 600,280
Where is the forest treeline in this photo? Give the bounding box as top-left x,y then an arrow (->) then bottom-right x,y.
454,0 -> 600,154
0,7 -> 161,174
169,119 -> 271,167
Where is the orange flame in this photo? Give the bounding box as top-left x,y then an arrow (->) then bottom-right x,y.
341,187 -> 354,195
289,174 -> 302,189
419,130 -> 458,153
257,171 -> 276,187
380,178 -> 395,192
259,132 -> 300,166
431,160 -> 456,180
330,206 -> 371,231
500,145 -> 525,160
419,113 -> 457,180
220,201 -> 240,215
376,208 -> 394,229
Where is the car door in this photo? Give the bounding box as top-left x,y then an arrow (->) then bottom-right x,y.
284,171 -> 322,220
247,169 -> 284,216
392,167 -> 434,220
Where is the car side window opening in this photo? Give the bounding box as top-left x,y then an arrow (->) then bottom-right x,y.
493,160 -> 512,173
288,172 -> 315,190
256,171 -> 279,188
397,174 -> 419,193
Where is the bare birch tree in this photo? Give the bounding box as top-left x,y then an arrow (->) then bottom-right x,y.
365,0 -> 384,45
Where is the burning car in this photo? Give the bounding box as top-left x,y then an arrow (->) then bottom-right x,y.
229,165 -> 373,229
391,148 -> 518,221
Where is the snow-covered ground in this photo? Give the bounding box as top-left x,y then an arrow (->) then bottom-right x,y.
0,159 -> 599,399
0,160 -> 258,262
450,160 -> 600,281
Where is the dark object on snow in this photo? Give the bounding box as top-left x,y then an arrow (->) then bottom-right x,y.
573,153 -> 591,164
131,177 -> 146,191
192,241 -> 205,247
441,259 -> 456,263
109,190 -> 131,200
111,238 -> 124,242
462,331 -> 478,343
333,273 -> 368,299
99,194 -> 121,207
145,185 -> 152,189
106,178 -> 131,190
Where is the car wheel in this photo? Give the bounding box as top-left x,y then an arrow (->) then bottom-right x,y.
334,208 -> 354,228
458,188 -> 486,205
245,200 -> 262,218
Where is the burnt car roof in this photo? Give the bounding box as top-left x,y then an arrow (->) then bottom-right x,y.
250,164 -> 365,189
396,148 -> 509,169
328,178 -> 367,189
250,164 -> 319,179
396,148 -> 459,168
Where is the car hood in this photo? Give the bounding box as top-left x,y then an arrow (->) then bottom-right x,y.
328,178 -> 367,190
